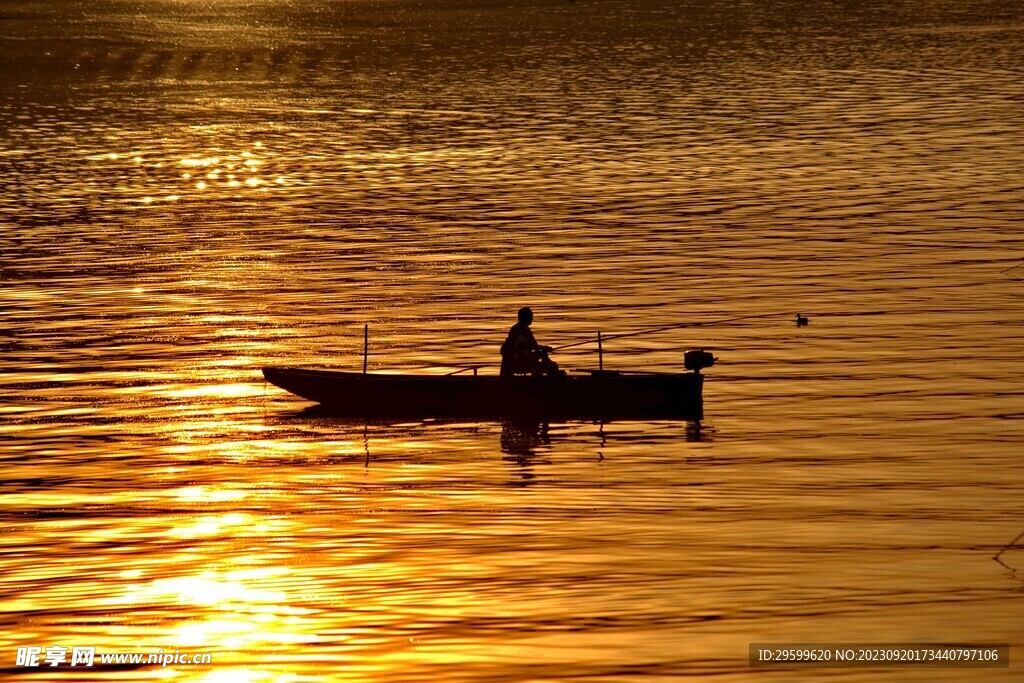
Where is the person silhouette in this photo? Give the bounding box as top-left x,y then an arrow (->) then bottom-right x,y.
500,307 -> 562,378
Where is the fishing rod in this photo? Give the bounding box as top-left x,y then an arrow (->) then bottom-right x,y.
443,311 -> 799,374
355,311 -> 802,375
1001,261 -> 1024,274
549,311 -> 796,352
993,527 -> 1024,576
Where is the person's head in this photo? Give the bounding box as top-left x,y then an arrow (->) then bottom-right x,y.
517,307 -> 534,326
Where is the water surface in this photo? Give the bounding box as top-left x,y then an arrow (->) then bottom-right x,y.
2,0 -> 1024,680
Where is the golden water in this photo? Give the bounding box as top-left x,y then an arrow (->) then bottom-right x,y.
2,0 -> 1024,680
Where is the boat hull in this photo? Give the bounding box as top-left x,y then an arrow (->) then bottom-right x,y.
262,367 -> 704,420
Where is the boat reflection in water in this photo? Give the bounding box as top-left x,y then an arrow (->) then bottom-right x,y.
287,405 -> 705,488
497,417 -> 705,486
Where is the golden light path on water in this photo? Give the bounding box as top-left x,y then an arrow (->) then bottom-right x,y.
2,0 -> 1024,681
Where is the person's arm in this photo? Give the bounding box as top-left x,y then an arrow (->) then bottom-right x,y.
524,328 -> 552,353
523,327 -> 539,350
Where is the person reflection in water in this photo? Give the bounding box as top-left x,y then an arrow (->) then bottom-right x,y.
501,420 -> 551,487
500,307 -> 563,378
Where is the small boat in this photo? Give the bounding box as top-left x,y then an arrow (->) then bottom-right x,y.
262,350 -> 714,420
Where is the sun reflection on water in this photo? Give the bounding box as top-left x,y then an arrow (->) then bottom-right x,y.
81,142 -> 295,206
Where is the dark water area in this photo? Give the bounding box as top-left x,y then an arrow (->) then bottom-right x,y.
2,0 -> 1024,680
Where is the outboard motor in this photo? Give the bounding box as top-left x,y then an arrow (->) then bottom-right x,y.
684,349 -> 716,374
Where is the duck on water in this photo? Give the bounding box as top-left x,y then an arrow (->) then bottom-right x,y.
262,309 -> 716,420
